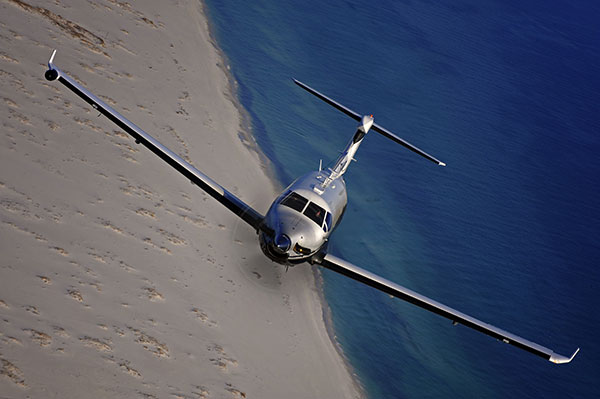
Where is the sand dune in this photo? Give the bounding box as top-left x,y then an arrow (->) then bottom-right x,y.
0,1 -> 361,397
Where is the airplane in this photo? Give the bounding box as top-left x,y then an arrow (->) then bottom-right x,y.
44,50 -> 579,364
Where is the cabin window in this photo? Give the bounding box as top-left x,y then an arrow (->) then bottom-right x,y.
323,212 -> 332,232
280,191 -> 308,212
304,202 -> 325,227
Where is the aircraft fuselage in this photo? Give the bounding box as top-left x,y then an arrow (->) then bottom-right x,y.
259,170 -> 347,265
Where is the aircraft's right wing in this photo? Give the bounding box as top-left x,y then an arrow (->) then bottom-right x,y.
311,252 -> 579,364
44,50 -> 264,231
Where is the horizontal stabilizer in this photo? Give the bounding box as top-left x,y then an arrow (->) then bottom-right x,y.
293,79 -> 445,166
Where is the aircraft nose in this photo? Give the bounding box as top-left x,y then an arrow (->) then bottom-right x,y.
273,234 -> 291,254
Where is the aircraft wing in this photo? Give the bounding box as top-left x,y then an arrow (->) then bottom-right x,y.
44,51 -> 264,231
312,252 -> 579,364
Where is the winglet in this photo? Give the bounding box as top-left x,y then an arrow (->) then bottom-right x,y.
45,50 -> 59,81
48,49 -> 57,68
549,347 -> 580,364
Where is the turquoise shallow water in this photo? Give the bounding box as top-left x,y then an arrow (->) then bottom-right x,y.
204,1 -> 599,397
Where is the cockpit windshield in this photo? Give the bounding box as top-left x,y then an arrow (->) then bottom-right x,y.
303,201 -> 325,226
279,190 -> 328,228
280,191 -> 308,212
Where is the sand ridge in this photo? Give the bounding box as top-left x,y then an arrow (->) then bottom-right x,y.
0,0 -> 361,398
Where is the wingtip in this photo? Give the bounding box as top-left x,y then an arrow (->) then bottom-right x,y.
439,162 -> 447,167
549,347 -> 580,364
48,49 -> 57,67
45,50 -> 60,81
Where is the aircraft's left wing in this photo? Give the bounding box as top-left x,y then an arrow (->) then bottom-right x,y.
311,252 -> 579,364
44,50 -> 264,231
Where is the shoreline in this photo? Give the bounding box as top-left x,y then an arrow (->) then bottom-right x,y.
312,265 -> 367,396
202,2 -> 366,395
201,1 -> 282,191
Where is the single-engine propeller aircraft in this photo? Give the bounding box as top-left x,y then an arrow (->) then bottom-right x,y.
44,50 -> 578,364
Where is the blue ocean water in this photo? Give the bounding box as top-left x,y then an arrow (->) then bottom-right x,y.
204,1 -> 600,397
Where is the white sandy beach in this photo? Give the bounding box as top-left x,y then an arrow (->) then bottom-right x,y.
0,1 -> 361,397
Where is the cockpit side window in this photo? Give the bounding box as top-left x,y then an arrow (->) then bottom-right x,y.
280,191 -> 309,212
303,202 -> 326,227
323,212 -> 332,232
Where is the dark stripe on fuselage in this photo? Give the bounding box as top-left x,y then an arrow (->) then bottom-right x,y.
352,129 -> 365,143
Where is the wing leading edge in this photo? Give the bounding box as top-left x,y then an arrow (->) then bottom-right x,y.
44,50 -> 263,231
312,253 -> 579,364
